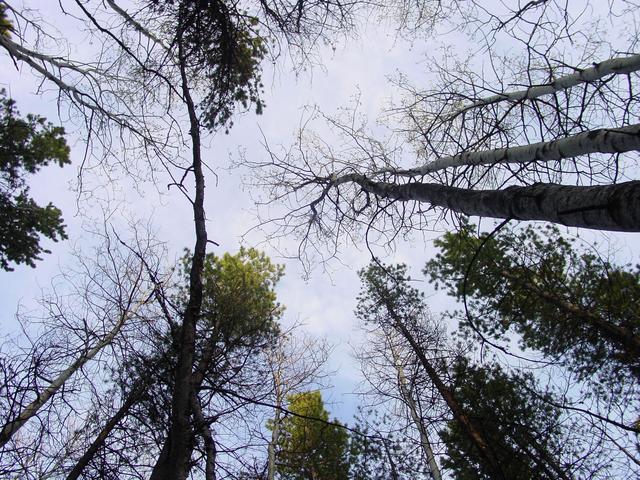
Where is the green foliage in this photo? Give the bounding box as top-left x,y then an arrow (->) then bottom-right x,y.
424,220 -> 640,393
151,0 -> 266,131
0,89 -> 69,270
441,359 -> 570,479
356,262 -> 427,329
193,246 -> 284,344
356,259 -> 579,479
274,390 -> 350,480
122,248 -> 283,431
0,3 -> 13,37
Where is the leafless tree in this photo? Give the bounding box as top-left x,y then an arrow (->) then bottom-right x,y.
0,225 -> 167,479
246,0 -> 640,268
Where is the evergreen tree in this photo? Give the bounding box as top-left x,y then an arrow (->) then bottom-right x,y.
441,359 -> 572,480
0,89 -> 69,270
424,221 -> 640,394
273,390 -> 350,480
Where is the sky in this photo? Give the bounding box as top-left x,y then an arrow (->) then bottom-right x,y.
0,0 -> 455,422
2,0 -> 640,428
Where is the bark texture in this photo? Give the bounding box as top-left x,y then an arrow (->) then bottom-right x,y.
402,123 -> 640,175
344,176 -> 640,231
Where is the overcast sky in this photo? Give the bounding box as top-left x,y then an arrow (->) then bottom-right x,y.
2,0 -> 639,426
0,1 -> 457,422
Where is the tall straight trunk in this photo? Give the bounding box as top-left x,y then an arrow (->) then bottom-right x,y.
389,344 -> 442,480
376,295 -> 506,480
150,39 -> 208,480
398,123 -> 640,176
0,280 -> 146,449
267,367 -> 282,480
191,393 -> 216,480
343,176 -> 640,231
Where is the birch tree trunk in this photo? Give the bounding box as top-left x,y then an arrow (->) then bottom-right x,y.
0,291 -> 148,449
444,54 -> 640,120
389,344 -> 442,480
341,176 -> 640,231
398,124 -> 640,176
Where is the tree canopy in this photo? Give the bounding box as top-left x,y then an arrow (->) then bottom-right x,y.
273,390 -> 350,480
424,221 -> 640,394
0,89 -> 69,270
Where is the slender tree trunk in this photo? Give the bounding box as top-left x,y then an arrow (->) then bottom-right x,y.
0,279 -> 147,448
343,176 -> 640,231
65,381 -> 145,480
376,295 -> 506,480
267,368 -> 282,480
150,38 -> 208,480
389,345 -> 442,480
191,393 -> 216,480
398,123 -> 640,175
381,438 -> 400,480
444,55 -> 640,120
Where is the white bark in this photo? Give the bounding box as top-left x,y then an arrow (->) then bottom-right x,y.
267,367 -> 282,480
447,54 -> 640,118
0,294 -> 148,448
398,123 -> 640,176
390,346 -> 442,480
337,175 -> 640,231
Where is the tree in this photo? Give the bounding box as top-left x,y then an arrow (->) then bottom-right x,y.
1,1 -> 361,477
63,247 -> 284,480
0,89 -> 69,270
356,261 -> 584,480
273,390 -> 350,480
423,221 -> 640,394
0,226 -> 163,479
354,285 -> 446,480
348,406 -> 433,480
245,1 -> 640,268
440,359 -> 572,480
265,328 -> 331,480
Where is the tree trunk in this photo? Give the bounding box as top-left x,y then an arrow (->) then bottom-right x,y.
398,123 -> 640,175
0,284 -> 147,448
149,38 -> 208,480
377,295 -> 506,480
444,55 -> 640,121
267,368 -> 282,480
65,381 -> 145,480
389,344 -> 442,480
345,176 -> 640,231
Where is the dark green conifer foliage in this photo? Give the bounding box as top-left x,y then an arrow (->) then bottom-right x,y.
273,390 -> 350,480
441,360 -> 570,480
424,221 -> 640,394
150,0 -> 266,131
0,89 -> 69,270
